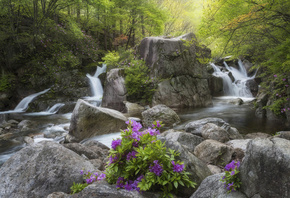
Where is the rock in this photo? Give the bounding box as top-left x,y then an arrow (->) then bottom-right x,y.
23,136 -> 34,145
190,173 -> 248,198
102,68 -> 127,112
255,91 -> 268,118
89,159 -> 105,171
227,127 -> 243,140
160,129 -> 204,153
201,123 -> 230,143
158,136 -> 212,197
194,139 -> 234,166
141,104 -> 180,128
228,98 -> 244,105
152,77 -> 213,108
139,33 -> 212,108
208,75 -> 223,96
240,138 -> 290,198
63,143 -> 101,160
70,180 -> 161,198
0,141 -> 95,198
244,132 -> 271,139
275,131 -> 290,140
81,139 -> 110,150
246,79 -> 259,97
47,192 -> 70,198
67,99 -> 127,142
207,165 -> 222,174
226,139 -> 251,153
124,101 -> 145,117
184,117 -> 227,136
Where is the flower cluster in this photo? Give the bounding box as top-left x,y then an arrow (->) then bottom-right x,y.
149,160 -> 163,176
105,120 -> 196,197
172,161 -> 185,173
80,170 -> 106,184
221,160 -> 241,193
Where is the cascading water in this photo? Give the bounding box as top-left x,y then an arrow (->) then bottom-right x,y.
85,64 -> 107,105
211,60 -> 255,98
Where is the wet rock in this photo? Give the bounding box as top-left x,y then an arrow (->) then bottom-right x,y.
240,138 -> 290,198
194,139 -> 234,166
23,136 -> 34,145
246,79 -> 259,97
255,91 -> 268,118
102,68 -> 127,112
208,75 -> 223,96
190,173 -> 248,198
141,104 -> 180,128
0,141 -> 95,198
228,98 -> 244,105
67,99 -> 127,142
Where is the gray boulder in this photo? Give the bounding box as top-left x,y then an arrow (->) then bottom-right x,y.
240,137 -> 290,198
244,132 -> 271,139
194,139 -> 234,166
0,141 -> 95,198
208,75 -> 223,96
124,101 -> 145,117
190,173 -> 248,198
142,104 -> 180,128
67,99 -> 127,142
139,33 -> 212,108
275,131 -> 290,140
158,136 -> 212,197
246,79 -> 259,97
102,68 -> 127,112
160,129 -> 204,153
201,123 -> 229,143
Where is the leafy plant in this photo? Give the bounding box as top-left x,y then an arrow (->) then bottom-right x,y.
105,120 -> 196,197
221,160 -> 242,193
70,182 -> 88,194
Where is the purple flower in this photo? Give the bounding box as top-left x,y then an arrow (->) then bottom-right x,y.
226,182 -> 235,191
149,160 -> 163,176
171,161 -> 184,172
126,151 -> 137,161
98,173 -> 106,181
274,74 -> 277,77
109,155 -> 119,165
286,85 -> 289,87
132,132 -> 141,141
231,171 -> 235,176
224,160 -> 240,171
111,139 -> 122,150
147,128 -> 160,136
132,141 -> 139,147
283,78 -> 286,81
152,120 -> 162,128
116,177 -> 125,188
80,170 -> 84,175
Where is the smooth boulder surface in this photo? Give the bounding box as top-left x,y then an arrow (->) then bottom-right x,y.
0,141 -> 95,198
201,123 -> 230,143
68,99 -> 127,142
190,173 -> 248,198
194,139 -> 234,166
102,68 -> 127,112
240,137 -> 290,198
142,104 -> 180,128
139,33 -> 212,108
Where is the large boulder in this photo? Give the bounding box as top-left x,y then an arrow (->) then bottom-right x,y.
67,99 -> 127,142
0,141 -> 95,198
246,79 -> 259,97
208,75 -> 223,96
139,33 -> 212,108
240,137 -> 290,198
190,173 -> 248,198
123,101 -> 145,117
158,136 -> 212,197
201,123 -> 230,143
194,139 -> 234,166
102,68 -> 127,112
141,104 -> 180,128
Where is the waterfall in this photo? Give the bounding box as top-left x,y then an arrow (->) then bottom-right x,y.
14,88 -> 50,112
47,103 -> 65,114
86,64 -> 107,103
211,60 -> 254,98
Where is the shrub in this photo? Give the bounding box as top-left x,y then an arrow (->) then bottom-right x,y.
220,160 -> 241,193
105,120 -> 196,197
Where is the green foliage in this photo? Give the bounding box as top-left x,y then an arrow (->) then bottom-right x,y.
0,74 -> 15,92
101,51 -> 121,70
105,120 -> 196,197
70,182 -> 88,194
220,161 -> 241,193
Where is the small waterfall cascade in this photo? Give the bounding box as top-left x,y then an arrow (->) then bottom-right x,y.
211,60 -> 255,98
14,88 -> 50,112
46,103 -> 65,114
86,64 -> 107,103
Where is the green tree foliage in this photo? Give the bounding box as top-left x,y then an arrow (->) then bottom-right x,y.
199,0 -> 290,115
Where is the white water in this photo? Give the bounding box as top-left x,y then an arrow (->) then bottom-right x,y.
85,64 -> 107,102
211,60 -> 255,97
23,103 -> 65,116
